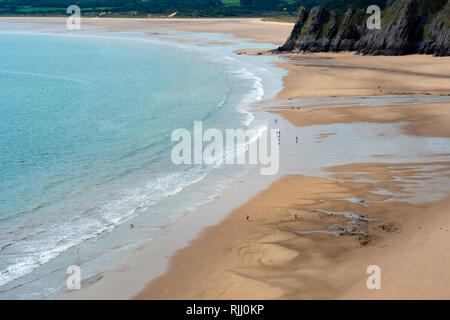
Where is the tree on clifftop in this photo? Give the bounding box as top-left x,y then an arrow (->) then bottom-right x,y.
240,0 -> 281,9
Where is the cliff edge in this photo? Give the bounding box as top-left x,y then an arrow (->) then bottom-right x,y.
276,0 -> 449,56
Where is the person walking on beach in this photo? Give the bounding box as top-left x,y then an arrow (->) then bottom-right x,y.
246,215 -> 249,221
296,136 -> 298,143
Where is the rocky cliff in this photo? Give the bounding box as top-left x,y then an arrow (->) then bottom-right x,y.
276,0 -> 449,56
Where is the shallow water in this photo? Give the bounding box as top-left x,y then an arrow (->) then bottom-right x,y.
0,23 -> 285,298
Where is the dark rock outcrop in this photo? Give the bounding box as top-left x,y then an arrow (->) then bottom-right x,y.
276,0 -> 449,56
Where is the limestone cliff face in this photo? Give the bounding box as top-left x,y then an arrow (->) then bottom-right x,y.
276,0 -> 449,56
420,0 -> 450,56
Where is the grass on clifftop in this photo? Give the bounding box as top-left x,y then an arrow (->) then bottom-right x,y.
261,16 -> 298,23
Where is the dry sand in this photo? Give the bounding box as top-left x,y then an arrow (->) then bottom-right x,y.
275,52 -> 450,98
0,17 -> 293,46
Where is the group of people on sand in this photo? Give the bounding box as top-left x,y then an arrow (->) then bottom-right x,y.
275,118 -> 299,145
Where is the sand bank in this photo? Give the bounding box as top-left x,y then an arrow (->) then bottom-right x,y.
137,97 -> 450,299
0,17 -> 293,46
136,169 -> 450,299
269,102 -> 450,138
274,52 -> 450,99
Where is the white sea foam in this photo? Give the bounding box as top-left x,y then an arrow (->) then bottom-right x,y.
0,169 -> 210,288
232,68 -> 264,126
0,24 -> 283,298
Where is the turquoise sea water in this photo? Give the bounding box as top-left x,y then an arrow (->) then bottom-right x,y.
0,24 -> 283,298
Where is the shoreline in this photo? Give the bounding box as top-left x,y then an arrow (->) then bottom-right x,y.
50,17 -> 292,299
63,18 -> 450,300
0,16 -> 294,46
2,17 -> 449,299
235,49 -> 450,98
0,17 -> 290,299
136,98 -> 450,299
64,162 -> 287,299
275,53 -> 450,99
133,29 -> 450,298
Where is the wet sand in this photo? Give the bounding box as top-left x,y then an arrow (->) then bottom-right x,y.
274,52 -> 450,98
137,96 -> 450,299
136,169 -> 450,299
135,40 -> 450,298
269,102 -> 450,138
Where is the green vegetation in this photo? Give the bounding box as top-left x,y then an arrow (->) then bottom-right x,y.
15,6 -> 65,13
261,16 -> 298,23
317,17 -> 333,38
221,0 -> 241,6
417,0 -> 447,14
0,0 -> 390,17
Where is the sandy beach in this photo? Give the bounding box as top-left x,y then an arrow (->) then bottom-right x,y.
136,105 -> 450,299
137,172 -> 450,299
0,17 -> 293,45
131,19 -> 450,299
136,56 -> 450,298
275,52 -> 450,98
4,17 -> 448,300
